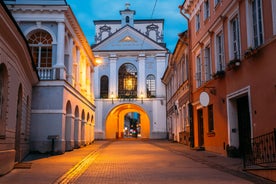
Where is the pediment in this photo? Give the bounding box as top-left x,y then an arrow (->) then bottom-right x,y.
92,26 -> 166,51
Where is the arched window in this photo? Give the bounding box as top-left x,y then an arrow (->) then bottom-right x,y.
126,16 -> 130,23
146,74 -> 156,98
27,30 -> 53,68
118,63 -> 137,98
100,75 -> 109,98
0,64 -> 8,137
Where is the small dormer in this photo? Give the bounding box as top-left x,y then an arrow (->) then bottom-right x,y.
120,3 -> 135,27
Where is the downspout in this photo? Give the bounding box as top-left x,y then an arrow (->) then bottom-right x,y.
179,4 -> 194,148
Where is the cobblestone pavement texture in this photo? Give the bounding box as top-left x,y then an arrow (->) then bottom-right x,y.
0,139 -> 275,184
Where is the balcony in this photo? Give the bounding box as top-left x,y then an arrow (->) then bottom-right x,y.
37,67 -> 53,80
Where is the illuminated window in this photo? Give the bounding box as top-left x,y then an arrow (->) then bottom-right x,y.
146,74 -> 156,98
100,75 -> 109,98
118,63 -> 137,98
28,30 -> 53,68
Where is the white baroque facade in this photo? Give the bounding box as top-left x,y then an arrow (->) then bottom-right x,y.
4,0 -> 97,154
93,4 -> 169,139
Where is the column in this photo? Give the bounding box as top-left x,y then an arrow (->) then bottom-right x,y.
67,37 -> 74,83
55,22 -> 66,80
138,53 -> 146,97
156,54 -> 166,97
109,54 -> 117,97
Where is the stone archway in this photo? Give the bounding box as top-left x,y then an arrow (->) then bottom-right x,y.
105,104 -> 150,139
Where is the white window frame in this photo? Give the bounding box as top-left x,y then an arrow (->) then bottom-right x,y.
204,0 -> 210,20
204,45 -> 212,81
228,11 -> 241,60
215,31 -> 225,71
196,53 -> 202,88
196,13 -> 200,32
246,0 -> 264,48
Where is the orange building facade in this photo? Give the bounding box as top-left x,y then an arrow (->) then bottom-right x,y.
180,0 -> 276,155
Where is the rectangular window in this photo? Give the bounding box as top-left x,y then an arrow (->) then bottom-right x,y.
196,54 -> 202,87
215,0 -> 221,7
183,104 -> 189,131
196,13 -> 200,32
204,46 -> 212,81
208,105 -> 214,132
204,0 -> 210,20
273,0 -> 276,35
252,0 -> 263,47
216,32 -> 225,71
230,16 -> 241,59
177,62 -> 181,87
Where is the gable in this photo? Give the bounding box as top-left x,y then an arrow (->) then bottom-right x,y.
92,26 -> 166,51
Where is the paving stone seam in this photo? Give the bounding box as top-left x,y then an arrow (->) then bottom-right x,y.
52,141 -> 113,184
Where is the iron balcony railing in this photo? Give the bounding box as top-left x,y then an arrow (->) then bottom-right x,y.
244,128 -> 276,169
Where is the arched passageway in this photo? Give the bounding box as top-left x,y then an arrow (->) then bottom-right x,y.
105,104 -> 150,139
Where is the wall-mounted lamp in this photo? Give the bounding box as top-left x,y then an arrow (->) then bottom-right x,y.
95,56 -> 103,65
141,92 -> 144,104
111,91 -> 114,104
204,86 -> 216,95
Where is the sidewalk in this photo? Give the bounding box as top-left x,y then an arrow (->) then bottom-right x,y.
0,141 -> 108,184
0,140 -> 275,184
149,140 -> 276,184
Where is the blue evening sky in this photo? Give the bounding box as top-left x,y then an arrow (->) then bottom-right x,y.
66,0 -> 187,52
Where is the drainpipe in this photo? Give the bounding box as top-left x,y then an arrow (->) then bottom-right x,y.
179,4 -> 194,148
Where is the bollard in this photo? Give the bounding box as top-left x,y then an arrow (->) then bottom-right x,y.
47,135 -> 59,154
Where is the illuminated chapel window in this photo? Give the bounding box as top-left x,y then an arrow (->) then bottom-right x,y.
28,30 -> 53,68
118,63 -> 137,98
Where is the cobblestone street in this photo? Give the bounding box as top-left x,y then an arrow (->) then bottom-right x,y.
1,140 -> 274,184
71,140 -> 253,184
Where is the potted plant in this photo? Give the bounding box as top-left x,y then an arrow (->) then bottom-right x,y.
226,145 -> 240,157
227,58 -> 241,70
244,47 -> 258,59
212,70 -> 225,79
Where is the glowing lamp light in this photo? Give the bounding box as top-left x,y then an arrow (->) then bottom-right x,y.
95,57 -> 103,65
141,91 -> 144,104
111,91 -> 114,104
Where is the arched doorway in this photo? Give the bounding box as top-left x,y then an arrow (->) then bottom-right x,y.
105,104 -> 150,139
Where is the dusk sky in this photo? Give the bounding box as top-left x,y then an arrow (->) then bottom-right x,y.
66,0 -> 188,52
